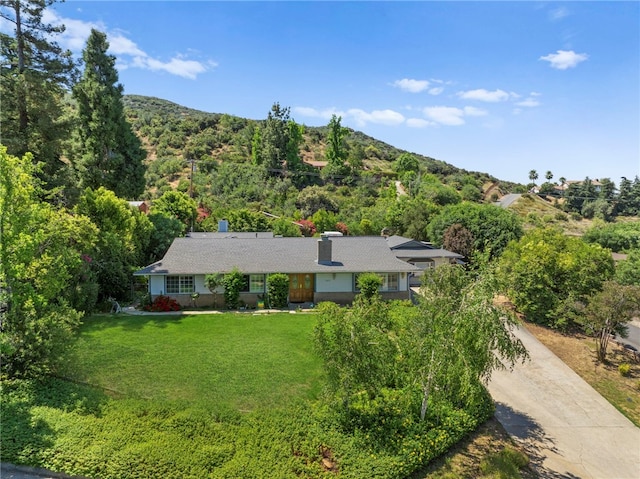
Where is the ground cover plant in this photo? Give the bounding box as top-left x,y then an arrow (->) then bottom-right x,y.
1,310 -> 500,478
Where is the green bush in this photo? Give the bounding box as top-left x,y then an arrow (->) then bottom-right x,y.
1,377 -> 494,479
479,446 -> 529,478
356,272 -> 382,302
267,273 -> 289,308
619,363 -> 631,377
222,268 -> 244,309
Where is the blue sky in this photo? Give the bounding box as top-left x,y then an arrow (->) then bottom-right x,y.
33,1 -> 640,184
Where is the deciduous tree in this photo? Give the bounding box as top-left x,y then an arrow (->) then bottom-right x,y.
152,190 -> 197,233
442,223 -> 474,258
322,115 -> 351,182
498,227 -> 615,327
404,266 -> 527,420
577,281 -> 640,362
1,147 -> 97,378
75,187 -> 153,301
427,202 -> 523,259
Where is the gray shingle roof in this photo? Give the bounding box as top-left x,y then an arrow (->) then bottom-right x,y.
386,235 -> 462,259
393,249 -> 463,260
135,236 -> 419,276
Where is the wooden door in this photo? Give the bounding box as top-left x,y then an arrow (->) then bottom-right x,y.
289,273 -> 314,303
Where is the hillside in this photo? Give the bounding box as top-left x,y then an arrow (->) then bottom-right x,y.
123,95 -> 519,196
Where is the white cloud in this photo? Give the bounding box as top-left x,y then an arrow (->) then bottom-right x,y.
463,106 -> 488,117
549,7 -> 570,21
406,118 -> 434,128
423,106 -> 465,126
540,50 -> 588,70
295,107 -> 405,127
393,78 -> 430,93
42,9 -> 212,79
293,107 -> 341,120
516,97 -> 541,107
347,109 -> 405,127
428,87 -> 444,95
107,33 -> 147,57
138,56 -> 210,80
457,89 -> 513,102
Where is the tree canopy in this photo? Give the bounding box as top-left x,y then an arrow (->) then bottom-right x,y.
427,202 -> 523,259
0,0 -> 77,193
1,147 -> 97,378
71,29 -> 145,199
498,227 -> 615,327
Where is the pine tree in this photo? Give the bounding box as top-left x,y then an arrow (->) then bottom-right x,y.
0,0 -> 77,193
71,29 -> 145,199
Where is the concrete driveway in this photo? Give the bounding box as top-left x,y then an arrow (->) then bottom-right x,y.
488,325 -> 640,478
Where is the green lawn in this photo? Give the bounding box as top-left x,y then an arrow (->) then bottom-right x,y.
2,309 -> 494,478
63,312 -> 324,410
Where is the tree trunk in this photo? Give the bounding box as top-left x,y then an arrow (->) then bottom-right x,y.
14,2 -> 28,136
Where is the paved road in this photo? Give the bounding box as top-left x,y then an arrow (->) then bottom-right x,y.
615,320 -> 640,356
488,325 -> 640,479
0,463 -> 80,479
497,193 -> 521,208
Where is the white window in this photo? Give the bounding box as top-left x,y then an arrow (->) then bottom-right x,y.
249,274 -> 265,293
380,273 -> 398,292
353,273 -> 399,292
166,275 -> 194,294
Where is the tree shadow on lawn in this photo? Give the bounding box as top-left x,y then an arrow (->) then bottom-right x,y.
80,313 -> 184,332
494,402 -> 581,479
1,378 -> 109,467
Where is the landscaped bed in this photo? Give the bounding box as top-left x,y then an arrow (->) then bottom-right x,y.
1,312 -> 496,478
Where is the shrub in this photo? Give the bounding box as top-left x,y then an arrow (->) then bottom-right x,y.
356,273 -> 382,302
222,268 -> 244,309
619,363 -> 631,377
479,446 -> 529,478
267,273 -> 289,308
143,295 -> 181,312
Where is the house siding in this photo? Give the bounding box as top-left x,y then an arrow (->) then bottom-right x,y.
315,273 -> 353,292
149,276 -> 165,295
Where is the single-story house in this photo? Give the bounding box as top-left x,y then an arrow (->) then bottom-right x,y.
134,234 -> 419,308
386,235 -> 464,286
128,201 -> 149,214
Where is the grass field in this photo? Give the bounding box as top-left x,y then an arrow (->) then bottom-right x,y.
3,310 -> 508,478
63,312 -> 324,410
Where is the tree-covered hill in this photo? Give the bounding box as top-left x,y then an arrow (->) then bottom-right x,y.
122,94 -> 513,197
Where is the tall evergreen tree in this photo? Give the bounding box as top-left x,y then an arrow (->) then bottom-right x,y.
260,102 -> 290,172
0,0 -> 77,193
71,29 -> 145,199
617,176 -> 633,215
322,114 -> 350,182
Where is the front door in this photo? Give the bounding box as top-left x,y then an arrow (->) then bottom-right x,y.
289,274 -> 314,303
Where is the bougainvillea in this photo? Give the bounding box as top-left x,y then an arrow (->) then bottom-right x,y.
297,219 -> 316,237
143,295 -> 181,312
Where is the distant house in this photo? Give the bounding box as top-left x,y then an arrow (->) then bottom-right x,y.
128,201 -> 149,214
386,235 -> 463,286
134,234 -> 418,308
556,179 -> 604,194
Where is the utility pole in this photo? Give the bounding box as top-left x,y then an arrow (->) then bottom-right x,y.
187,158 -> 196,232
